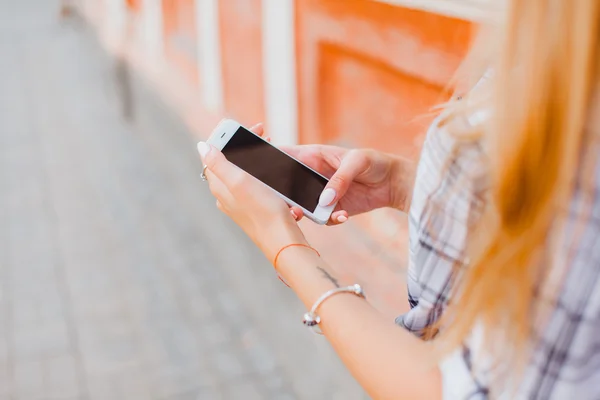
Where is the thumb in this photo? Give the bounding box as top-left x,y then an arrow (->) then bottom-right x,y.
249,122 -> 264,136
197,141 -> 245,187
318,150 -> 368,207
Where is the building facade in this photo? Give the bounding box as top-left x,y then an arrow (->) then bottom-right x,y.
80,0 -> 487,315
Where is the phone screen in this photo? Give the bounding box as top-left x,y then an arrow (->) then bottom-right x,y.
222,127 -> 328,212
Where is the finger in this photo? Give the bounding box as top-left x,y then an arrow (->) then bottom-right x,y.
289,206 -> 304,221
278,145 -> 327,176
327,210 -> 349,226
318,150 -> 369,208
279,144 -> 345,159
204,168 -> 234,209
197,142 -> 246,192
278,144 -> 314,160
279,144 -> 346,178
249,123 -> 264,136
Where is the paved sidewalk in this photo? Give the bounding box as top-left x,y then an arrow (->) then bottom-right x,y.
0,1 -> 367,399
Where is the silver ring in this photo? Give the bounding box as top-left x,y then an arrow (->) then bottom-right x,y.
200,165 -> 208,181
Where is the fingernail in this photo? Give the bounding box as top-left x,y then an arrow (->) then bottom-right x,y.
197,142 -> 210,158
290,209 -> 298,219
337,215 -> 348,223
319,188 -> 336,207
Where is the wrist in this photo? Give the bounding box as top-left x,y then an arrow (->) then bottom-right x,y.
261,221 -> 308,263
276,247 -> 342,307
389,155 -> 416,213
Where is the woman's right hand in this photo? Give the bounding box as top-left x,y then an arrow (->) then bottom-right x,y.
283,144 -> 415,225
251,123 -> 415,225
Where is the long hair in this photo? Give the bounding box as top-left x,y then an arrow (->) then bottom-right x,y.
438,0 -> 600,382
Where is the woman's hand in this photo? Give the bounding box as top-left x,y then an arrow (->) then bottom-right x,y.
197,136 -> 307,262
253,124 -> 416,225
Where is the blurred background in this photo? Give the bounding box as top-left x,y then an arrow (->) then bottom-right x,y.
0,0 -> 482,399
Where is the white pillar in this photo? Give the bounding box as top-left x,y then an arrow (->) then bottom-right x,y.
78,0 -> 93,22
374,0 -> 490,21
197,0 -> 224,114
262,0 -> 298,145
140,0 -> 164,62
104,0 -> 127,40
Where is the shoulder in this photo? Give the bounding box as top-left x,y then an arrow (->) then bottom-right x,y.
411,113 -> 488,233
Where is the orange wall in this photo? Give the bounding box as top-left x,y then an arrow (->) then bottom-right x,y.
156,0 -> 473,153
218,0 -> 265,126
162,0 -> 199,85
296,0 -> 473,158
125,0 -> 141,12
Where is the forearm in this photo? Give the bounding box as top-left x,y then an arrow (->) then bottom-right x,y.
277,245 -> 441,400
388,154 -> 417,213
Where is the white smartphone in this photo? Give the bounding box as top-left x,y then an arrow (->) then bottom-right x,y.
207,119 -> 336,225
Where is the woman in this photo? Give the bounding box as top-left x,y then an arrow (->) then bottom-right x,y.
198,0 -> 600,398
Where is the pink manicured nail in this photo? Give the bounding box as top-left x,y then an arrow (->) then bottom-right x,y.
337,215 -> 348,223
290,209 -> 298,219
319,188 -> 336,207
197,142 -> 210,158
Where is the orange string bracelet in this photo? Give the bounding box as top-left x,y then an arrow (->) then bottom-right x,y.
272,244 -> 321,288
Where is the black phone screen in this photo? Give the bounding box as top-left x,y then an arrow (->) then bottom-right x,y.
221,127 -> 328,212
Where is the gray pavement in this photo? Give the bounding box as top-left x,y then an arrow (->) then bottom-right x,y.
0,1 -> 367,399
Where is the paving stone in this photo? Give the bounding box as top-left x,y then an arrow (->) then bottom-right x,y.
270,394 -> 299,400
221,379 -> 265,400
110,364 -> 153,400
13,323 -> 71,361
149,365 -> 208,400
44,354 -> 82,398
188,295 -> 215,320
262,373 -> 291,394
210,347 -> 252,381
241,333 -> 279,375
197,322 -> 233,349
191,386 -> 224,400
0,361 -> 12,399
14,359 -> 44,398
86,373 -> 121,400
80,330 -> 140,375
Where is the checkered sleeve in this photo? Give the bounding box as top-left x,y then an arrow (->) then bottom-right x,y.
395,116 -> 486,337
397,108 -> 600,398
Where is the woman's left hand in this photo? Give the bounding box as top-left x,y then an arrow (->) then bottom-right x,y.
197,138 -> 308,262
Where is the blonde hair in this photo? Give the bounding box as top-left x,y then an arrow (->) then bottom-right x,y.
439,0 -> 600,381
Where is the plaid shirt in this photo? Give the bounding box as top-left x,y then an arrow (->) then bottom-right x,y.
395,105 -> 600,398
